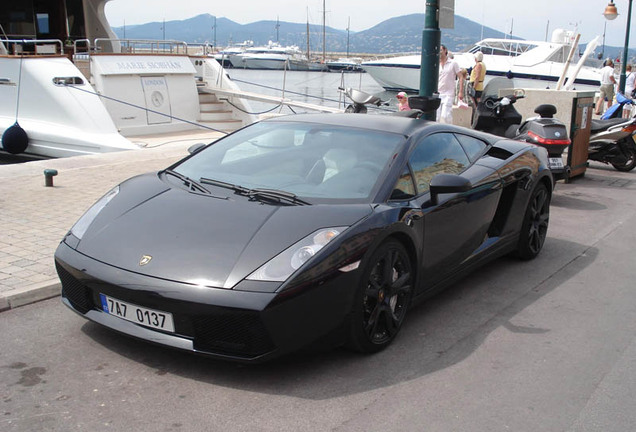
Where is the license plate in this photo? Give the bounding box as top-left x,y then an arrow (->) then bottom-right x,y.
549,158 -> 564,169
99,294 -> 175,333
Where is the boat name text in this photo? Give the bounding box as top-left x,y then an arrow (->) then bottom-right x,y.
115,61 -> 184,70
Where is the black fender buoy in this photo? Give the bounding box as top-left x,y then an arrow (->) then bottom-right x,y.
1,122 -> 29,154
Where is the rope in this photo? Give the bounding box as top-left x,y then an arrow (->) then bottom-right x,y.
232,78 -> 344,105
63,84 -> 229,134
15,50 -> 24,121
220,98 -> 288,115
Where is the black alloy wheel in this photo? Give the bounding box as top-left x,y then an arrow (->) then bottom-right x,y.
610,145 -> 636,172
347,240 -> 413,353
516,182 -> 550,260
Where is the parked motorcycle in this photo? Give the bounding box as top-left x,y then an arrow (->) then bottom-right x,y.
338,87 -> 389,113
473,78 -> 571,180
600,92 -> 634,120
588,115 -> 636,171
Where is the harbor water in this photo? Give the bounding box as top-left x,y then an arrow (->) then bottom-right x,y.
225,68 -> 399,114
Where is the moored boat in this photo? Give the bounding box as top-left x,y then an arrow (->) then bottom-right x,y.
0,0 -> 256,158
326,57 -> 364,72
362,29 -> 602,92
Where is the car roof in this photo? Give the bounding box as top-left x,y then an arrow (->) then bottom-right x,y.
262,113 -> 505,147
262,113 -> 432,137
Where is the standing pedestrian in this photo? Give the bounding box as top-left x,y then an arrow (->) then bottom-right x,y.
596,59 -> 616,115
469,52 -> 486,105
624,64 -> 635,118
437,44 -> 464,124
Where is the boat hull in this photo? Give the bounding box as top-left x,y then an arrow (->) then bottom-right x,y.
362,51 -> 601,93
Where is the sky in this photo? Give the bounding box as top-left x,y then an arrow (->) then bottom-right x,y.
104,0 -> 634,48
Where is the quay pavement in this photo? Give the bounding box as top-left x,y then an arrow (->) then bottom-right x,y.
0,132 -> 223,311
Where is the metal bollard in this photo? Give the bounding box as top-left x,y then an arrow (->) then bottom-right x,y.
44,169 -> 58,187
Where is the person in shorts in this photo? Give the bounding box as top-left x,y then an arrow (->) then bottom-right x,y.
596,59 -> 616,115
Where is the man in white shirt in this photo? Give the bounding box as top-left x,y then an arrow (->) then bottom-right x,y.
437,45 -> 464,124
596,59 -> 616,115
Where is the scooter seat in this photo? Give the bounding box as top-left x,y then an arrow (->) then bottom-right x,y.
590,118 -> 629,133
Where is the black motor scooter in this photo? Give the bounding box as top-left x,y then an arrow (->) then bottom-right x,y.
473,78 -> 571,181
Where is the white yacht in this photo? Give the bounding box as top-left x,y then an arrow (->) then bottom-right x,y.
213,40 -> 254,67
0,0 -> 256,158
326,58 -> 363,73
361,29 -> 602,93
231,42 -> 304,70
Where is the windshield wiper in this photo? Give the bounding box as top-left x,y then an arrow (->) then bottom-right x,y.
164,169 -> 210,194
200,177 -> 251,194
199,178 -> 309,205
247,188 -> 310,206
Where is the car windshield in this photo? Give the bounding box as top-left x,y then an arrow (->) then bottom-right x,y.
173,121 -> 405,202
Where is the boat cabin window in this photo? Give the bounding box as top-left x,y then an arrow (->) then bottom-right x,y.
53,76 -> 84,86
469,41 -> 538,57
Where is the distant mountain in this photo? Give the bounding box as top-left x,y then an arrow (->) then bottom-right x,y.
112,13 -> 633,61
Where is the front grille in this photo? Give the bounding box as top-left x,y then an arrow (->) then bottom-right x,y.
56,262 -> 93,314
192,310 -> 275,358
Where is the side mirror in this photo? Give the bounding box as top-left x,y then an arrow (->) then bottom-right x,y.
187,143 -> 206,155
429,174 -> 472,205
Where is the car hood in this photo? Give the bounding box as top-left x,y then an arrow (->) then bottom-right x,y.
76,173 -> 372,289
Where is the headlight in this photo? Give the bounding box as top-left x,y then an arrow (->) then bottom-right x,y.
247,227 -> 347,282
70,186 -> 120,239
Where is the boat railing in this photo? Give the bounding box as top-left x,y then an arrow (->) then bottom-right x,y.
94,38 -> 188,55
73,39 -> 91,55
188,43 -> 216,56
1,38 -> 64,56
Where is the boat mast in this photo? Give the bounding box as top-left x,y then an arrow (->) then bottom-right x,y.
322,0 -> 326,62
346,17 -> 350,58
306,8 -> 310,60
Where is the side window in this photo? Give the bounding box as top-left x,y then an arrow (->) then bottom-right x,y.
409,133 -> 470,194
455,133 -> 488,162
390,167 -> 416,200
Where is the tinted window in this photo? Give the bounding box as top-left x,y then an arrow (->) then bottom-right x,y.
391,167 -> 416,200
409,133 -> 470,194
455,133 -> 488,162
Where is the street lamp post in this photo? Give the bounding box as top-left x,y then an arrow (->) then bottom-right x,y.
603,0 -> 633,94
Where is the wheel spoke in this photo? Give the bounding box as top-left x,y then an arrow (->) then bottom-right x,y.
382,251 -> 396,285
383,306 -> 399,336
365,278 -> 381,299
364,303 -> 381,337
389,272 -> 411,294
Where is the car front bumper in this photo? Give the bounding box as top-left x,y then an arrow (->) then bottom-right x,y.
55,241 -> 359,362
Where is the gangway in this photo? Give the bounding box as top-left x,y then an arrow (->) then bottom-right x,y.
200,87 -> 343,114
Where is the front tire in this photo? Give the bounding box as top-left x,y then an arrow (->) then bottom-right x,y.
610,145 -> 636,172
347,240 -> 413,353
515,182 -> 550,260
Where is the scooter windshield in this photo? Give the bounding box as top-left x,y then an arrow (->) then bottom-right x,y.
481,77 -> 517,99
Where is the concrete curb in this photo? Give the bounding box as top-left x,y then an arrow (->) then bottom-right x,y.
0,280 -> 61,312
